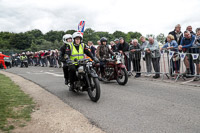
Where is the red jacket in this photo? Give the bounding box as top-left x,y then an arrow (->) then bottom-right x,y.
0,53 -> 10,60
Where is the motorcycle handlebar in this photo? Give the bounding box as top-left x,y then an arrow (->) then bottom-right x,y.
66,58 -> 93,65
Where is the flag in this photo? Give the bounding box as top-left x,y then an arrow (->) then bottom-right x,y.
78,21 -> 85,35
142,51 -> 145,58
169,51 -> 174,59
160,50 -> 164,55
192,54 -> 199,60
180,53 -> 186,61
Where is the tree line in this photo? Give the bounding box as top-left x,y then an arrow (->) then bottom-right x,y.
0,28 -> 166,52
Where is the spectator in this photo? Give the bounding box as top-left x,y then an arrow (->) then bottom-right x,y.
114,38 -> 120,51
186,25 -> 195,35
55,49 -> 61,68
145,37 -> 161,79
26,51 -> 32,66
50,50 -> 56,67
97,40 -> 101,46
129,39 -> 141,77
33,52 -> 39,66
186,26 -> 196,75
44,50 -> 48,67
40,51 -> 46,67
46,50 -> 51,66
178,30 -> 195,76
117,37 -> 131,73
192,28 -> 200,81
140,36 -> 152,76
88,41 -> 96,56
114,38 -> 119,45
161,34 -> 179,78
110,41 -> 117,52
167,24 -> 183,45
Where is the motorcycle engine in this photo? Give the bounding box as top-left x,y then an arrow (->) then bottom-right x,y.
105,67 -> 114,77
78,66 -> 84,73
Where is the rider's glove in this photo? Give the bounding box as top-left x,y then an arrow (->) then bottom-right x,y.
66,60 -> 72,64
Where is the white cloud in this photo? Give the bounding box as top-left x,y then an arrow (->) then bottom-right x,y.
0,0 -> 200,36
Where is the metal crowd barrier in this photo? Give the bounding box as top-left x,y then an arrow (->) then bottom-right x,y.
126,46 -> 200,82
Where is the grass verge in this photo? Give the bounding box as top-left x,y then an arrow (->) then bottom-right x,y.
0,73 -> 35,132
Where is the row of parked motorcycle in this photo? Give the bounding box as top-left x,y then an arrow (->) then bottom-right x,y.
2,57 -> 28,68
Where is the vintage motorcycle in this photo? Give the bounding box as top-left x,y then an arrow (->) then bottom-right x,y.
67,58 -> 101,102
94,52 -> 128,85
20,59 -> 28,68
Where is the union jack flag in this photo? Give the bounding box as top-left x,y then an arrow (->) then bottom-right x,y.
78,21 -> 85,35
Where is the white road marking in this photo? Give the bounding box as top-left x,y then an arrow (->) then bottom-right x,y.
181,79 -> 194,84
45,72 -> 64,77
26,72 -> 46,75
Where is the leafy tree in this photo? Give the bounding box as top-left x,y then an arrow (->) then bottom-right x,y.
83,28 -> 99,44
30,42 -> 38,52
146,34 -> 155,39
26,29 -> 43,39
0,28 -> 165,51
127,31 -> 142,42
156,33 -> 166,44
113,31 -> 127,41
44,30 -> 65,42
9,33 -> 33,50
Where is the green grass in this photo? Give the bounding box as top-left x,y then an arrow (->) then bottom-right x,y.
0,74 -> 35,132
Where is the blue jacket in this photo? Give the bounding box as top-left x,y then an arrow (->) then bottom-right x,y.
162,40 -> 178,51
180,35 -> 195,49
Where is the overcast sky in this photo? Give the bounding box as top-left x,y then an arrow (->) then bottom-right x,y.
0,0 -> 200,36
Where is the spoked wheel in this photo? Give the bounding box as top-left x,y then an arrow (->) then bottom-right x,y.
116,68 -> 128,85
88,77 -> 101,102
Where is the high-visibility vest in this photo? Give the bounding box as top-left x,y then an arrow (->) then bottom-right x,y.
69,43 -> 84,64
20,56 -> 27,61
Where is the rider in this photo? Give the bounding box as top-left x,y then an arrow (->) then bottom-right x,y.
20,52 -> 27,67
96,37 -> 114,80
60,34 -> 73,85
67,32 -> 99,91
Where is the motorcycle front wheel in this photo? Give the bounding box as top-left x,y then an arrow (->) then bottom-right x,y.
116,68 -> 128,85
88,77 -> 101,102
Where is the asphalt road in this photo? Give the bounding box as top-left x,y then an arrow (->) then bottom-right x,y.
4,66 -> 200,133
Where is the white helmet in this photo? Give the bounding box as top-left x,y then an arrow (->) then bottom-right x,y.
72,32 -> 83,40
63,34 -> 72,44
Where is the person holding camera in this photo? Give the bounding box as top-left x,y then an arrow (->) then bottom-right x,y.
140,36 -> 152,76
144,37 -> 161,79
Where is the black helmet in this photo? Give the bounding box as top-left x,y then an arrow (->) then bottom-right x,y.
100,37 -> 107,44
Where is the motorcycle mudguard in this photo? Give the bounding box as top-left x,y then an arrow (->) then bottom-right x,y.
90,72 -> 99,78
118,64 -> 126,68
